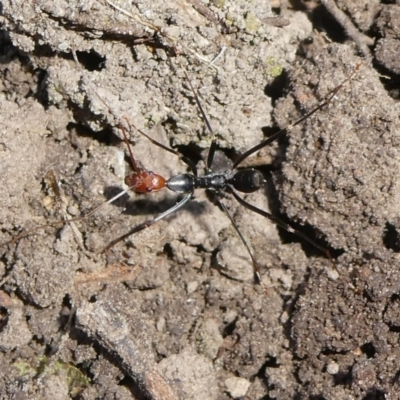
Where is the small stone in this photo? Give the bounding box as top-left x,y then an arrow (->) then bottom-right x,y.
280,311 -> 289,324
156,317 -> 166,332
158,350 -> 218,400
225,376 -> 251,398
326,361 -> 340,375
197,318 -> 224,360
326,267 -> 339,281
223,310 -> 238,324
0,308 -> 32,352
186,281 -> 198,294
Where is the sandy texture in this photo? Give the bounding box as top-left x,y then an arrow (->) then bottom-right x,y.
1,0 -> 400,399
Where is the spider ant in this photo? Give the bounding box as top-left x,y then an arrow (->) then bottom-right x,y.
0,52 -> 359,283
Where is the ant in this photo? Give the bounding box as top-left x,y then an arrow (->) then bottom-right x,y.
0,52 -> 359,283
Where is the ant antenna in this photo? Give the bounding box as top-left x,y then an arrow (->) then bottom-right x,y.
233,64 -> 361,169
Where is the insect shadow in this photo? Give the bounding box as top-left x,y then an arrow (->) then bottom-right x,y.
104,185 -> 210,219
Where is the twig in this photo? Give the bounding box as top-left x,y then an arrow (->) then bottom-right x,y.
321,0 -> 374,60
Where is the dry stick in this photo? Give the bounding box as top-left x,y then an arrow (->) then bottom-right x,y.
105,0 -> 222,69
321,0 -> 374,60
76,301 -> 180,400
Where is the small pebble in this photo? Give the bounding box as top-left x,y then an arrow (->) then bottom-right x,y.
225,376 -> 251,398
326,361 -> 339,375
186,281 -> 198,294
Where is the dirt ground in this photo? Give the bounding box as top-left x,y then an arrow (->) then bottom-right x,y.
1,0 -> 400,399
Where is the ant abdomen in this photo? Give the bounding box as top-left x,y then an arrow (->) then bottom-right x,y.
229,169 -> 265,193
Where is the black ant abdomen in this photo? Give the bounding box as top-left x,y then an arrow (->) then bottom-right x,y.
229,169 -> 265,193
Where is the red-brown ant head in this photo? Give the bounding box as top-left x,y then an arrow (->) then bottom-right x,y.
125,171 -> 166,194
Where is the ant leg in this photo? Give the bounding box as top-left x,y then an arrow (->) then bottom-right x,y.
215,196 -> 262,283
73,51 -> 197,176
72,51 -> 146,176
180,69 -> 217,172
101,193 -> 192,253
72,52 -> 197,179
179,64 -> 266,282
232,64 -> 361,169
120,117 -> 198,176
229,189 -> 333,261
